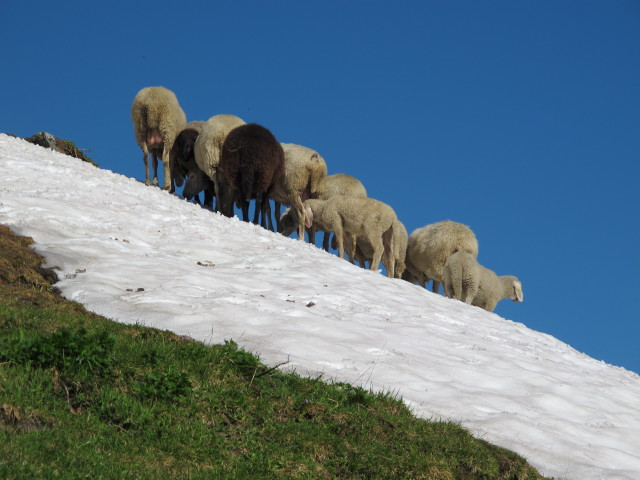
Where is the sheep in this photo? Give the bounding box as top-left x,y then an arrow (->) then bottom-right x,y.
169,121 -> 214,209
401,266 -> 431,289
303,196 -> 396,276
443,251 -> 524,312
389,218 -> 408,279
194,114 -> 246,215
336,218 -> 408,278
269,143 -> 327,240
219,123 -> 285,229
278,173 -> 367,248
131,86 -> 187,190
442,251 -> 481,303
404,220 -> 478,293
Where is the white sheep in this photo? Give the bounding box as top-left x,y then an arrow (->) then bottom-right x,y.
131,86 -> 187,190
389,218 -> 408,279
303,196 -> 396,276
278,173 -> 367,248
443,251 -> 523,312
404,220 -> 478,293
269,143 -> 328,239
442,251 -> 481,303
338,218 -> 408,279
194,114 -> 246,215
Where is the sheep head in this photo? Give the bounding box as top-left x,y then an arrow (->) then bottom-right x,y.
512,279 -> 524,303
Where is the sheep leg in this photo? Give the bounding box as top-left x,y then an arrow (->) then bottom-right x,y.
432,281 -> 441,294
203,184 -> 214,211
212,176 -> 221,213
161,144 -> 172,190
334,226 -> 345,259
382,227 -> 395,278
151,152 -> 159,186
346,234 -> 357,264
322,232 -> 330,251
213,173 -> 233,217
274,202 -> 282,232
141,145 -> 151,186
262,197 -> 274,231
258,194 -> 274,230
369,235 -> 384,271
252,194 -> 260,224
292,197 -> 306,242
241,198 -> 251,223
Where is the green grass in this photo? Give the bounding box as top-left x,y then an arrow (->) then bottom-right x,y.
0,225 -> 551,479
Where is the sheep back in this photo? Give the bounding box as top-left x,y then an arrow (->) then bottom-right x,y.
220,123 -> 285,202
275,143 -> 328,202
305,196 -> 394,237
305,196 -> 396,273
319,173 -> 367,199
340,217 -> 407,278
170,121 -> 206,189
406,220 -> 478,291
194,114 -> 246,180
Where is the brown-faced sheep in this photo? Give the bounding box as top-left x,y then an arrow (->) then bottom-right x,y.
219,123 -> 285,230
131,86 -> 187,190
404,220 -> 478,293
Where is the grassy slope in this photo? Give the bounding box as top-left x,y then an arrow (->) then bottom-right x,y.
0,224 -> 552,479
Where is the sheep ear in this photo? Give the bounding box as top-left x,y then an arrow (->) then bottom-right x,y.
513,281 -> 524,302
304,207 -> 313,228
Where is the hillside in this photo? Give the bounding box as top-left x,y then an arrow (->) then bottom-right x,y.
1,134 -> 639,479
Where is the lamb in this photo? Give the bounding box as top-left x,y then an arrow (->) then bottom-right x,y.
404,220 -> 478,293
269,143 -> 327,240
336,218 -> 407,278
194,114 -> 246,215
131,86 -> 187,190
442,251 -> 481,303
389,218 -> 408,278
278,173 -> 367,248
219,123 -> 285,229
303,196 -> 396,276
443,251 -> 524,311
169,121 -> 214,209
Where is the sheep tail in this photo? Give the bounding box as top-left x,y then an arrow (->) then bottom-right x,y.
240,166 -> 255,203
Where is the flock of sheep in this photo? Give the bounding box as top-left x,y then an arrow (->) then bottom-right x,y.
131,86 -> 524,312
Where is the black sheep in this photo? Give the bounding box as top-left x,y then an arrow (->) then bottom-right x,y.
169,122 -> 214,210
220,123 -> 285,229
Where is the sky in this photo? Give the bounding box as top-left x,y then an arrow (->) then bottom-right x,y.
1,1 -> 639,375
1,134 -> 640,480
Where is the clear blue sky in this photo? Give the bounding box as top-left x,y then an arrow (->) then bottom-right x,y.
2,1 -> 639,374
